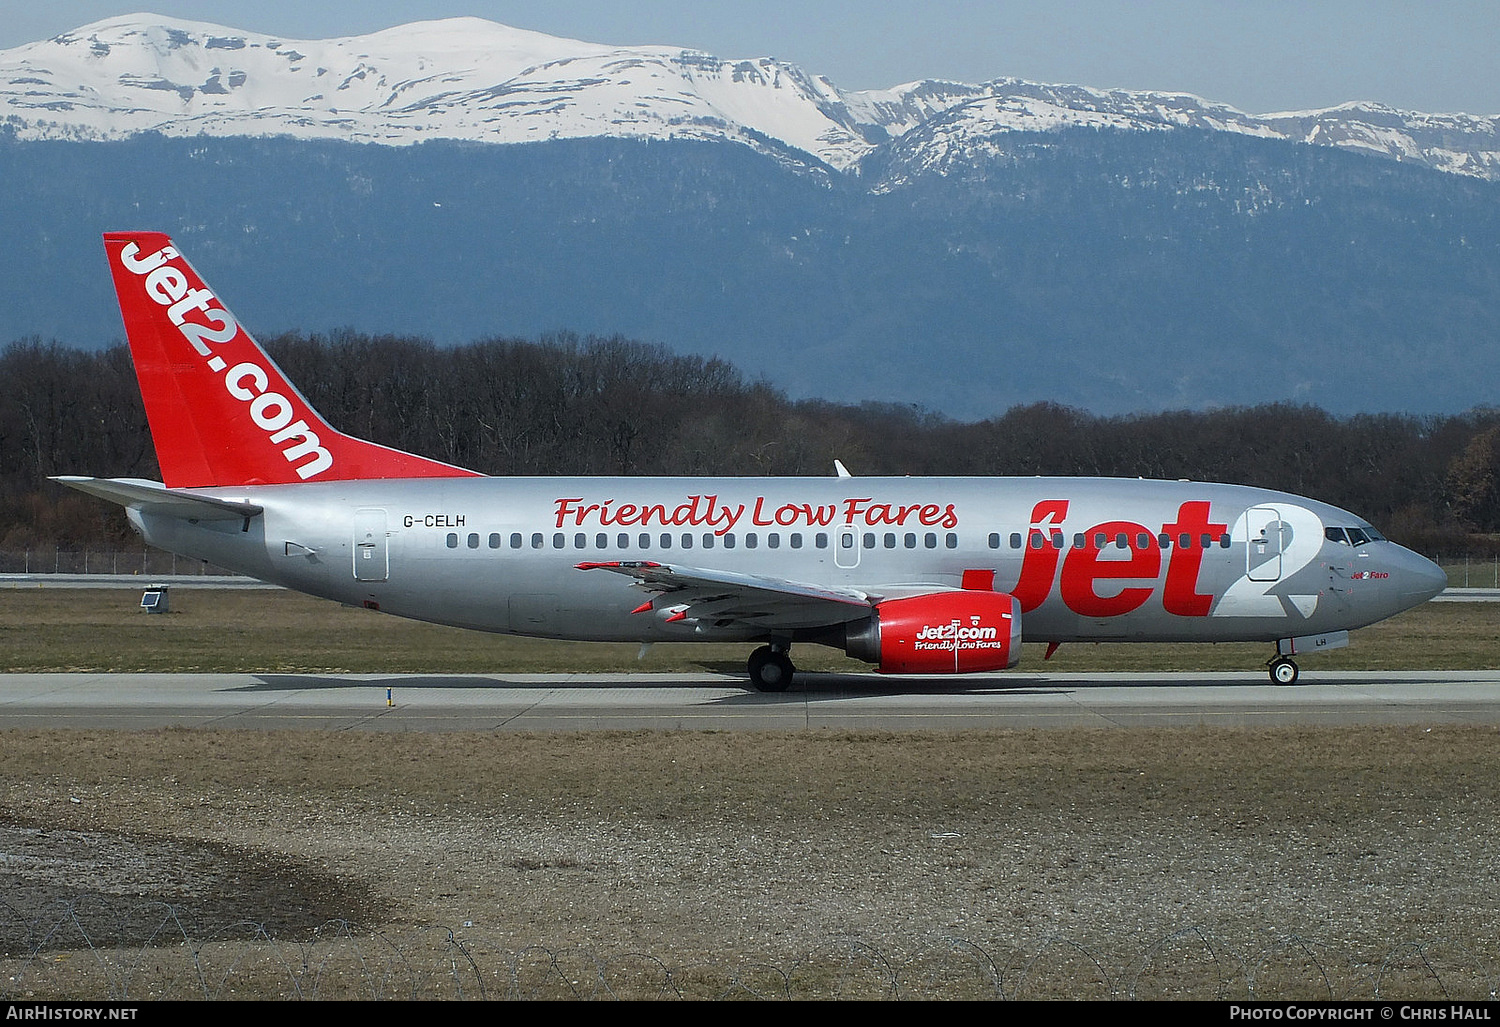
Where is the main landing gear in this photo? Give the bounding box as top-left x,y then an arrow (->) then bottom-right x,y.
1267,655 -> 1300,686
748,644 -> 795,692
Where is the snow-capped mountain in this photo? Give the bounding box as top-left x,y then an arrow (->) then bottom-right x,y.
0,15 -> 877,170
3,14 -> 1499,181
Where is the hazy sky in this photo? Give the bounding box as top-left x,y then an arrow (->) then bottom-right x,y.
2,1 -> 1498,116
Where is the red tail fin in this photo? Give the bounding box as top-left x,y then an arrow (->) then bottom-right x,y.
104,232 -> 480,487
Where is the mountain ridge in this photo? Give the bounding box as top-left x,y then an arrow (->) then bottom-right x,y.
3,130 -> 1496,418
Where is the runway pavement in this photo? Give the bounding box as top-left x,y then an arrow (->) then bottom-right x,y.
2,670 -> 1499,731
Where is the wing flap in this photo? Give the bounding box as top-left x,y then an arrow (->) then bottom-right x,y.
578,560 -> 877,630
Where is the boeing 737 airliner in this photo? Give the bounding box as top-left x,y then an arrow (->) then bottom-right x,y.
57,232 -> 1448,689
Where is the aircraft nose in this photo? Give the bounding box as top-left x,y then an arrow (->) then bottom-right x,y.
1394,547 -> 1448,605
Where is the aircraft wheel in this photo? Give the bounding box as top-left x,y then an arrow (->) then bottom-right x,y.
1269,657 -> 1299,686
748,645 -> 795,692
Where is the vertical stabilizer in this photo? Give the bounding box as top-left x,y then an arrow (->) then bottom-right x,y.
103,231 -> 481,487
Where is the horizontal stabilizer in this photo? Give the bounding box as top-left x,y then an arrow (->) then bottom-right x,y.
51,476 -> 263,521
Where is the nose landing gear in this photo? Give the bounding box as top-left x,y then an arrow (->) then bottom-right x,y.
1268,655 -> 1299,685
1266,631 -> 1347,685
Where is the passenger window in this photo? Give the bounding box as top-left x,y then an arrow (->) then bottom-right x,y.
491,533 -> 504,549
723,534 -> 736,549
1029,533 -> 1045,550
1115,533 -> 1128,548
1094,533 -> 1107,549
1010,533 -> 1023,549
659,533 -> 672,549
747,533 -> 760,549
1178,533 -> 1191,549
446,533 -> 458,549
530,533 -> 543,549
574,533 -> 587,549
884,533 -> 896,549
1219,534 -> 1231,548
815,533 -> 828,549
905,533 -> 916,549
682,534 -> 693,549
552,533 -> 565,549
508,533 -> 521,549
702,533 -> 715,549
767,534 -> 779,549
789,533 -> 801,549
945,533 -> 958,549
638,533 -> 651,549
1136,533 -> 1150,549
988,532 -> 1001,549
863,532 -> 876,549
1157,533 -> 1171,549
924,533 -> 937,549
1073,533 -> 1087,549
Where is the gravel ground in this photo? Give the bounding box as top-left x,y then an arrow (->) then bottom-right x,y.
1,726 -> 1498,1000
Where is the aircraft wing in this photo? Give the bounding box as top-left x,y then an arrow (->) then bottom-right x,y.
577,560 -> 955,631
51,476 -> 263,521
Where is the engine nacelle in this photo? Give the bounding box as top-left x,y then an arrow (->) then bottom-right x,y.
844,591 -> 1023,674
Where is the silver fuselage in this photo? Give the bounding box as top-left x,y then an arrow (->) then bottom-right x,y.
131,475 -> 1446,646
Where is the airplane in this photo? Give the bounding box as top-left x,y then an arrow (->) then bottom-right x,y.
57,231 -> 1449,691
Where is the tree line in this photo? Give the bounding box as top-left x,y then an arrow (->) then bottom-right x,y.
2,331 -> 1498,554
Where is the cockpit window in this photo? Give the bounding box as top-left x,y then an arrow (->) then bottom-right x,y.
1327,525 -> 1386,546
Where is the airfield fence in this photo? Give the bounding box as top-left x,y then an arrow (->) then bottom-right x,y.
0,549 -> 239,577
1441,554 -> 1500,588
0,900 -> 1496,1001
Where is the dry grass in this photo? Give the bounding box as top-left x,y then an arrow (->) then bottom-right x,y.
2,725 -> 1499,999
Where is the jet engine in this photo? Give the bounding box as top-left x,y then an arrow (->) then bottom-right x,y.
844,591 -> 1022,674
